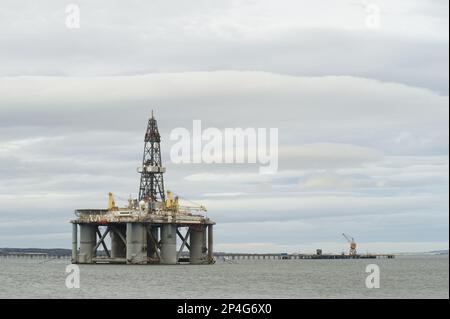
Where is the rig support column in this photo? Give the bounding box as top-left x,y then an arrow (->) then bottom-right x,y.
111,224 -> 126,259
71,223 -> 77,263
208,224 -> 213,263
190,226 -> 205,264
126,223 -> 147,264
160,224 -> 177,264
147,226 -> 159,259
79,224 -> 96,264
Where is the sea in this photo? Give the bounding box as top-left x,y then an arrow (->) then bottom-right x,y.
0,255 -> 448,299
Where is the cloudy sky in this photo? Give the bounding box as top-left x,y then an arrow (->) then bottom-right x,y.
0,0 -> 448,253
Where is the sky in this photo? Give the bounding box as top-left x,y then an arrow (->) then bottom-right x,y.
0,0 -> 448,253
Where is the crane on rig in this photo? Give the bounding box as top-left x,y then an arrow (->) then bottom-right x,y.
342,233 -> 357,256
164,190 -> 206,214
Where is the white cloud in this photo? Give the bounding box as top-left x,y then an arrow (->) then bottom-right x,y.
280,143 -> 383,169
202,192 -> 247,197
297,171 -> 380,190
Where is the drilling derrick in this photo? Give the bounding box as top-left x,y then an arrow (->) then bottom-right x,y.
138,111 -> 166,206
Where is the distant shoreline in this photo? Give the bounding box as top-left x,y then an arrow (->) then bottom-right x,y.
0,247 -> 448,257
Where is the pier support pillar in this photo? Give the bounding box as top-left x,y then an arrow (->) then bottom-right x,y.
71,223 -> 78,263
111,224 -> 126,259
190,226 -> 205,264
126,223 -> 147,264
160,224 -> 177,264
79,224 -> 96,264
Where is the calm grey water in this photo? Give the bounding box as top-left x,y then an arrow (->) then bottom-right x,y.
0,255 -> 448,299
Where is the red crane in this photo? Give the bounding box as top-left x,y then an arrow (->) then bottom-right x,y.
342,233 -> 357,256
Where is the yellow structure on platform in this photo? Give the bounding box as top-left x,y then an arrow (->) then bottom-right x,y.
165,191 -> 180,211
108,192 -> 118,211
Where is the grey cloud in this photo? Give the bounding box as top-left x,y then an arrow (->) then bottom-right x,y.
215,210 -> 449,245
0,73 -> 447,156
0,1 -> 448,93
0,1 -> 448,251
203,193 -> 448,223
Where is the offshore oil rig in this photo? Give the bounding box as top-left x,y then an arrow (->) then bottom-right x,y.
70,112 -> 215,265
